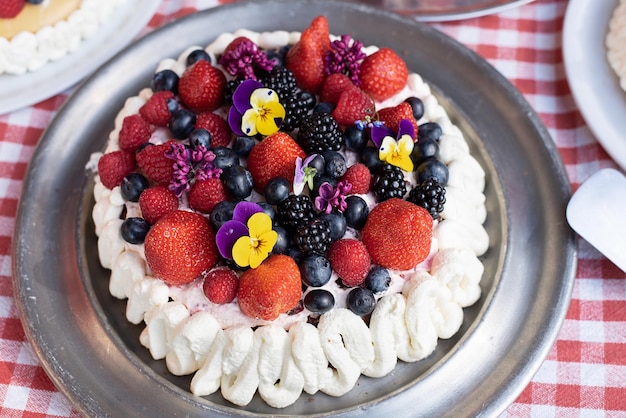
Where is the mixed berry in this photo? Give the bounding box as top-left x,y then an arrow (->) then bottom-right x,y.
97,16 -> 449,323
0,0 -> 44,19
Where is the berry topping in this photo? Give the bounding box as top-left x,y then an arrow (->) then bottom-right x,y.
295,218 -> 332,254
264,176 -> 290,205
407,178 -> 446,219
373,164 -> 408,202
276,194 -> 316,230
258,65 -> 298,100
327,238 -> 371,287
151,69 -> 179,93
286,16 -> 331,94
346,287 -> 376,316
404,96 -> 425,121
364,266 -> 391,294
281,91 -> 316,132
319,73 -> 354,105
188,178 -> 228,214
118,114 -> 152,153
120,173 -> 149,202
417,121 -> 443,142
120,217 -> 150,245
202,266 -> 239,304
144,210 -> 219,286
416,158 -> 449,186
296,112 -> 344,153
0,0 -> 24,18
178,59 -> 227,113
138,186 -> 179,224
303,289 -> 335,314
186,49 -> 212,66
97,150 -> 136,189
361,198 -> 432,270
169,108 -> 197,139
359,47 -> 408,101
299,254 -> 332,287
343,195 -> 369,230
317,210 -> 347,241
136,141 -> 177,186
140,90 -> 176,127
340,163 -> 371,194
332,84 -> 375,126
237,254 -> 302,320
221,165 -> 254,200
377,102 -> 419,139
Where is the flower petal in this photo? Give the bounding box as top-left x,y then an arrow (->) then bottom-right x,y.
379,136 -> 397,161
255,101 -> 285,136
371,124 -> 394,148
233,79 -> 263,112
250,88 -> 280,107
216,220 -> 249,259
397,134 -> 415,154
398,119 -> 415,140
233,201 -> 264,224
227,106 -> 245,137
232,235 -> 254,267
241,108 -> 259,136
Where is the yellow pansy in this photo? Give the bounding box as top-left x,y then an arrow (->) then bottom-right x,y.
379,134 -> 414,172
241,88 -> 285,136
232,212 -> 278,268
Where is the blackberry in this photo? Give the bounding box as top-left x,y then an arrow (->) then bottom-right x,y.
224,78 -> 244,105
258,65 -> 298,100
407,178 -> 446,219
276,194 -> 316,230
295,218 -> 332,255
281,91 -> 316,132
373,164 -> 407,202
297,112 -> 343,153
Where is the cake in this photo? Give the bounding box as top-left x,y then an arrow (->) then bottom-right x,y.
90,16 -> 489,408
0,0 -> 126,75
607,0 -> 626,91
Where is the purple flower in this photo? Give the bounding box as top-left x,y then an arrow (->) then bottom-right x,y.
314,181 -> 352,214
227,79 -> 285,137
293,154 -> 318,195
324,34 -> 367,85
165,143 -> 221,196
218,37 -> 275,80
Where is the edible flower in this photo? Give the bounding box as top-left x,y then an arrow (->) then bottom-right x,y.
218,37 -> 275,80
324,34 -> 367,85
293,154 -> 318,195
371,119 -> 415,172
314,180 -> 352,214
165,143 -> 222,196
215,201 -> 278,268
228,79 -> 285,137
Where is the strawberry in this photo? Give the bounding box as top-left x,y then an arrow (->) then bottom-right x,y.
285,16 -> 330,94
195,112 -> 232,148
144,210 -> 218,286
97,150 -> 136,189
188,178 -> 227,214
377,102 -> 418,139
202,266 -> 239,304
332,85 -> 375,126
361,198 -> 432,270
118,114 -> 153,152
327,239 -> 370,287
237,254 -> 301,320
246,132 -> 306,193
136,141 -> 176,186
138,185 -> 179,224
178,60 -> 227,113
340,163 -> 371,194
359,48 -> 408,102
319,73 -> 354,105
139,90 -> 176,127
0,0 -> 24,18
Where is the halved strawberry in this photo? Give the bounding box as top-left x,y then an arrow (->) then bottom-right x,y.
332,85 -> 375,126
246,132 -> 306,193
144,210 -> 218,286
178,60 -> 227,113
285,16 -> 331,94
377,102 -> 419,139
359,48 -> 408,102
136,140 -> 176,186
97,150 -> 136,189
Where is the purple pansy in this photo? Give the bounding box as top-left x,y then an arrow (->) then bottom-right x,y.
215,201 -> 264,259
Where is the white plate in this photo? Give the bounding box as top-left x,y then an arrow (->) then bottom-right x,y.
563,0 -> 626,171
0,0 -> 161,115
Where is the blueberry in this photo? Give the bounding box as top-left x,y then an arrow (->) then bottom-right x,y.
299,254 -> 332,287
264,177 -> 290,205
346,287 -> 376,316
314,102 -> 335,114
323,151 -> 347,178
258,202 -> 275,222
365,266 -> 391,294
412,139 -> 439,164
151,69 -> 179,93
360,146 -> 383,174
418,122 -> 443,142
287,247 -> 304,264
210,200 -> 235,229
344,125 -> 369,152
318,210 -> 346,241
232,136 -> 256,157
343,195 -> 369,230
304,289 -> 335,314
170,108 -> 197,139
417,158 -> 449,186
405,96 -> 425,120
189,128 -> 212,150
120,173 -> 149,202
308,154 -> 325,175
26,0 -> 44,4
211,146 -> 240,170
272,226 -> 290,254
221,166 -> 253,200
186,49 -> 212,66
120,217 -> 150,244
312,175 -> 337,195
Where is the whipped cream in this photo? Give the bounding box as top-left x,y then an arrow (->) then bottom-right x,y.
90,28 -> 490,408
0,0 -> 126,75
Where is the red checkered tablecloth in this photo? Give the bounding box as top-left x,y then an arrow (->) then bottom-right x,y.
1,0 -> 625,416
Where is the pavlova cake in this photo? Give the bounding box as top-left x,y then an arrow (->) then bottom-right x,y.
0,0 -> 126,74
90,15 -> 490,408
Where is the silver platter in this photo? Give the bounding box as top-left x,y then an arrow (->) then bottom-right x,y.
13,1 -> 576,417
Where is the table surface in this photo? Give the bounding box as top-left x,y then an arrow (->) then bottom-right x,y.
1,0 -> 625,416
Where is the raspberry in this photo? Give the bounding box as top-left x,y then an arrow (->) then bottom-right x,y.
118,114 -> 152,153
188,178 -> 228,214
139,90 -> 176,127
0,0 -> 24,18
327,239 -> 370,287
340,163 -> 371,194
138,186 -> 179,224
194,112 -> 232,148
136,141 -> 176,186
97,150 -> 136,189
203,266 -> 239,304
